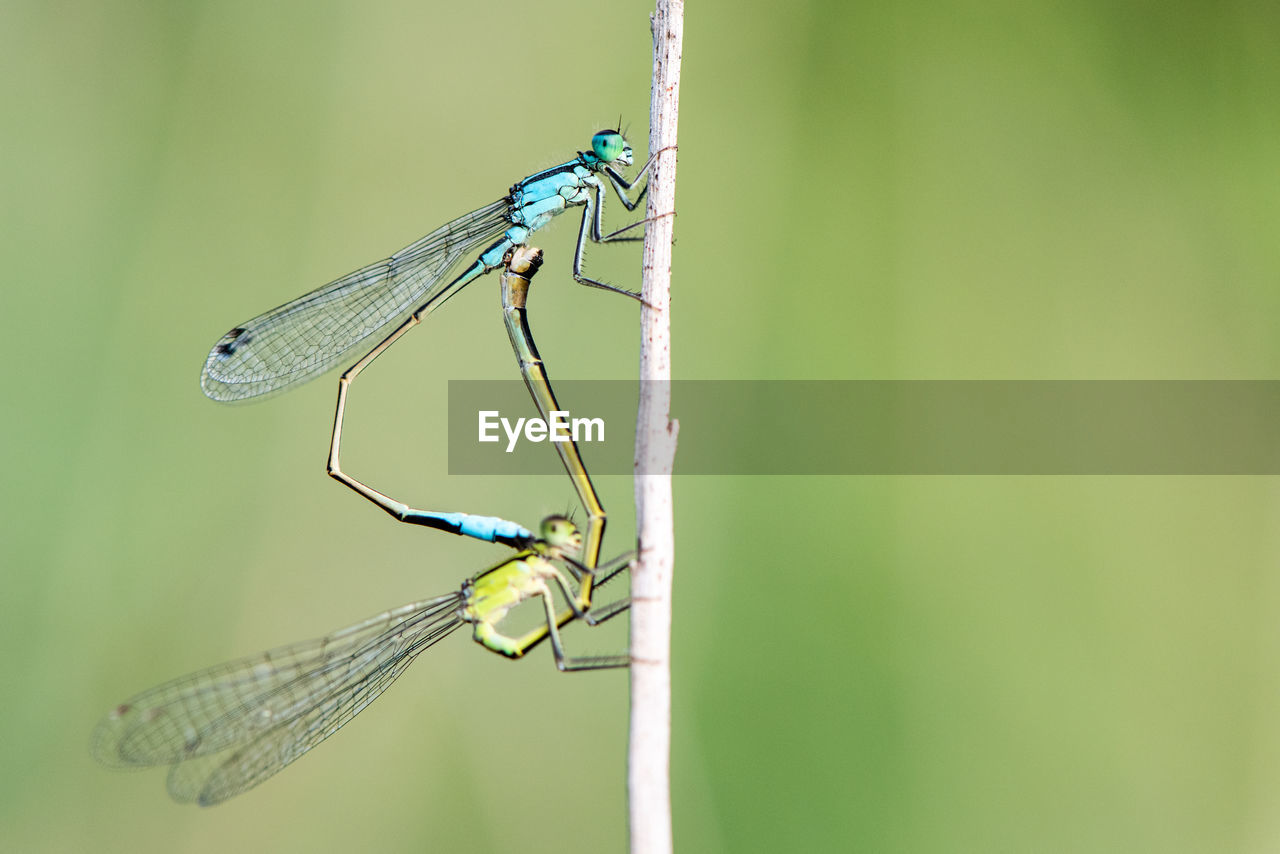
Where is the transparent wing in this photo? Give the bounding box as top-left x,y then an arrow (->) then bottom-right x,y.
200,199 -> 511,401
91,594 -> 463,805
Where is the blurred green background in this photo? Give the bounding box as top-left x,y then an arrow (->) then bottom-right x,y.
4,1 -> 1280,851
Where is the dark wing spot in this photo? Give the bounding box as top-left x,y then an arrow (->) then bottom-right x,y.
214,327 -> 250,357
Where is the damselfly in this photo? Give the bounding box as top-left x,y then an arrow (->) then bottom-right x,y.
91,517 -> 630,806
201,132 -> 661,561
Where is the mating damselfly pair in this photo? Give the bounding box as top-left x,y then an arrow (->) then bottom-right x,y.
92,131 -> 665,804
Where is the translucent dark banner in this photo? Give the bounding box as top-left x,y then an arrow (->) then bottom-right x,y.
448,381 -> 1280,475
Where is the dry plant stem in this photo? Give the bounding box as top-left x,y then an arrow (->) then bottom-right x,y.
629,1 -> 682,853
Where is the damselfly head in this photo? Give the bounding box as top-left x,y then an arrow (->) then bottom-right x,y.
539,515 -> 582,554
591,130 -> 633,167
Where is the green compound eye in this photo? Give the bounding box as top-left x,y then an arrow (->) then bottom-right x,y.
591,130 -> 626,162
541,515 -> 579,547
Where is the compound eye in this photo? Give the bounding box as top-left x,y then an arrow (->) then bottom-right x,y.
591,130 -> 626,162
541,515 -> 578,546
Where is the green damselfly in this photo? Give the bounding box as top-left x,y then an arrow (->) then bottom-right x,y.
91,517 -> 629,806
